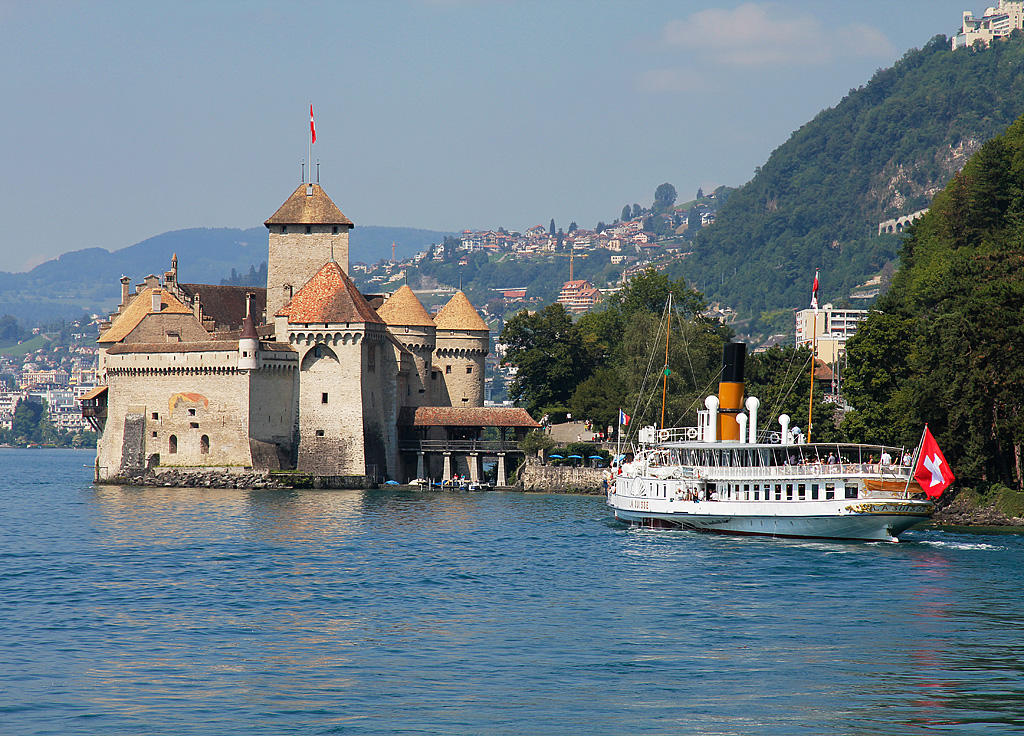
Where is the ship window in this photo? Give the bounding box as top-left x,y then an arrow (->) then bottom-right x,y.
754,488 -> 760,501
811,484 -> 819,500
845,485 -> 859,499
825,483 -> 835,500
775,484 -> 782,501
744,483 -> 750,501
798,483 -> 806,500
786,484 -> 793,501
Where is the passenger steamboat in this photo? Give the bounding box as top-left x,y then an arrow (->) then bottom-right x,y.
607,343 -> 938,542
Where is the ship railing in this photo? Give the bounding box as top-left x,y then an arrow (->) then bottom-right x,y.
693,463 -> 913,480
656,427 -> 700,443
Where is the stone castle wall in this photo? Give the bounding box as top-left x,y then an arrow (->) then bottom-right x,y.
433,329 -> 487,407
266,223 -> 351,321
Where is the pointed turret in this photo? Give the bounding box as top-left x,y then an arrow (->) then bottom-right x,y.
432,291 -> 489,407
378,285 -> 436,405
239,292 -> 259,371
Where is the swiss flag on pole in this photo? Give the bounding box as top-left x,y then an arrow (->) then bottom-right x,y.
811,269 -> 819,311
914,426 -> 955,498
310,104 -> 316,145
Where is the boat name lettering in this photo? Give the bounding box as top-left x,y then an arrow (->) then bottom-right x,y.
846,503 -> 928,515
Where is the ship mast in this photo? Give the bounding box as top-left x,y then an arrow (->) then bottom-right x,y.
660,293 -> 672,430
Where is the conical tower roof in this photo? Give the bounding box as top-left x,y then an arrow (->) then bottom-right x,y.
377,284 -> 435,327
277,260 -> 383,325
433,290 -> 488,331
265,183 -> 353,226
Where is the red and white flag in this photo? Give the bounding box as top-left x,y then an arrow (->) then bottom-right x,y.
310,103 -> 316,145
619,408 -> 630,426
914,426 -> 955,498
810,269 -> 819,311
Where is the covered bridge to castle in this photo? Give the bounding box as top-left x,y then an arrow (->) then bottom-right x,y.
398,406 -> 540,485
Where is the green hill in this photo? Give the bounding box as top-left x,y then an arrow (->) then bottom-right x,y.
841,111 -> 1024,493
674,33 -> 1024,325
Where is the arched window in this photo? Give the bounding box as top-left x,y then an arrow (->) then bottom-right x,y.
200,435 -> 209,455
169,435 -> 177,454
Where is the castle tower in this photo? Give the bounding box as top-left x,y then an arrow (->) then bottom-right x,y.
277,259 -> 395,479
432,291 -> 489,407
264,183 -> 354,330
377,285 -> 436,406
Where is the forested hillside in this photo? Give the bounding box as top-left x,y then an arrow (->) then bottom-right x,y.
675,33 -> 1024,322
841,112 -> 1024,496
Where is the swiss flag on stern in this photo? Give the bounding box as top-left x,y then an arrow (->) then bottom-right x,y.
913,427 -> 955,498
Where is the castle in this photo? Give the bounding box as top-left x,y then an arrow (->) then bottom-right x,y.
86,181 -> 537,484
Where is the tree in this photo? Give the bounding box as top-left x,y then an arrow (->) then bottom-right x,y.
549,218 -> 556,236
654,182 -> 677,212
569,368 -> 626,435
631,204 -> 642,219
596,221 -> 607,233
622,205 -> 632,222
500,304 -> 595,415
696,187 -> 704,199
568,221 -> 578,233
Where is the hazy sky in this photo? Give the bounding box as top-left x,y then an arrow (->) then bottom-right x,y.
0,0 -> 973,272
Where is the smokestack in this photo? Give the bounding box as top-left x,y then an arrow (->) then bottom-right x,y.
717,342 -> 746,441
151,289 -> 162,313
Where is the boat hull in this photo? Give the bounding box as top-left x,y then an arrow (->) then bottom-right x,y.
608,498 -> 932,542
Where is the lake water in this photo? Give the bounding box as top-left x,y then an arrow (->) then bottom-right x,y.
2,449 -> 1023,735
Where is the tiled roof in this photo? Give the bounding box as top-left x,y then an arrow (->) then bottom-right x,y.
277,260 -> 384,325
98,288 -> 194,344
264,183 -> 354,226
377,285 -> 435,327
178,284 -> 267,331
107,341 -> 238,354
399,406 -> 540,428
432,291 -> 488,331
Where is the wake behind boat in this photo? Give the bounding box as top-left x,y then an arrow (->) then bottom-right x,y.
607,342 -> 950,542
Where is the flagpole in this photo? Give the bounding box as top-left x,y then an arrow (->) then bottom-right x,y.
808,314 -> 816,443
807,269 -> 819,444
903,425 -> 928,498
309,102 -> 313,185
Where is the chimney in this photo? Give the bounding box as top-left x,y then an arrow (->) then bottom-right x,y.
120,276 -> 131,307
151,289 -> 162,313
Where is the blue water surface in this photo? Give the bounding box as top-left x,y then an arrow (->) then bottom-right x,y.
1,449 -> 1023,735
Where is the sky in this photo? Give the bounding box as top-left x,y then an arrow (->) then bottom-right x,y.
0,0 -> 976,272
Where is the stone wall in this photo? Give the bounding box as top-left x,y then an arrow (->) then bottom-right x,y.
517,460 -> 608,494
433,329 -> 487,407
267,223 -> 351,322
